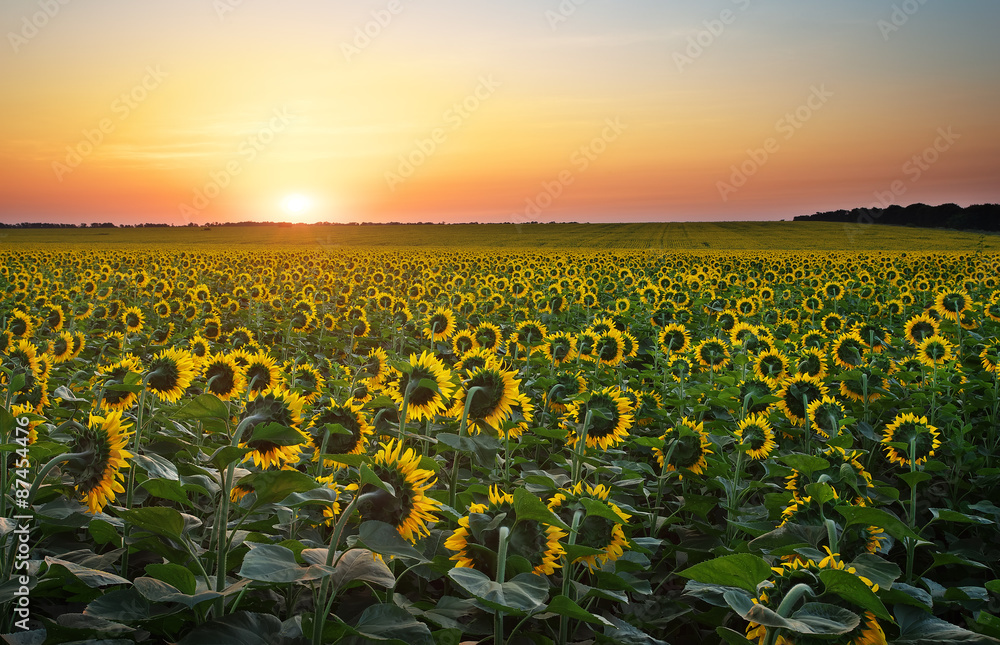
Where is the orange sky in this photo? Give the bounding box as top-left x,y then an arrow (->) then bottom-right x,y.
1,1 -> 998,225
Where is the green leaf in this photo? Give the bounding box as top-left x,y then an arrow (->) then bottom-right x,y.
139,478 -> 193,508
580,497 -> 627,525
238,544 -> 334,584
116,507 -> 186,542
447,568 -> 548,615
835,506 -> 925,543
929,508 -> 994,525
513,487 -> 571,531
248,422 -> 307,447
175,393 -> 229,420
848,553 -> 901,591
360,462 -> 395,496
749,523 -> 827,554
328,549 -> 395,589
43,557 -> 130,588
177,611 -> 283,645
132,577 -> 247,609
357,521 -> 429,562
238,469 -> 320,506
804,482 -> 837,505
348,603 -> 434,645
788,602 -> 861,635
898,471 -> 933,488
818,569 -> 892,622
678,554 -> 772,594
132,452 -> 180,481
53,385 -> 88,403
207,445 -> 251,470
88,519 -> 122,547
144,563 -> 196,595
545,595 -> 610,626
716,626 -> 756,645
780,453 -> 830,476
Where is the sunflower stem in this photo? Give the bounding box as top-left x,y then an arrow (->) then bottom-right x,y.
571,410 -> 592,488
651,437 -> 677,536
764,583 -> 815,645
122,384 -> 150,577
313,495 -> 359,645
905,435 -> 919,584
494,525 -> 511,645
558,509 -> 583,645
450,386 -> 484,510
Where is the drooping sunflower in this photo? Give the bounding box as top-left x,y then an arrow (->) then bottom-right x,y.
795,347 -> 829,379
284,361 -> 325,405
445,484 -> 565,577
738,376 -> 776,415
753,349 -> 791,383
548,482 -> 630,571
655,417 -> 713,478
658,323 -> 690,355
776,373 -> 829,426
980,341 -> 1000,374
734,413 -> 776,460
145,348 -> 196,403
358,440 -> 442,543
361,346 -> 390,387
473,322 -> 503,354
48,330 -> 75,363
390,350 -> 456,423
239,386 -> 308,469
934,288 -> 972,322
307,399 -> 373,468
593,329 -> 626,366
881,412 -> 940,467
67,410 -> 133,514
512,319 -> 548,355
831,331 -> 867,370
451,361 -> 521,432
563,386 -> 633,450
450,329 -> 478,357
546,371 -> 587,413
201,353 -> 246,401
7,310 -> 33,339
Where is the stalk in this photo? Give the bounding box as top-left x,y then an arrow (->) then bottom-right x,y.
450,386 -> 484,510
494,526 -> 511,645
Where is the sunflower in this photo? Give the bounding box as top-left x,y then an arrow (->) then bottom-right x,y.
563,386 -> 633,450
821,312 -> 845,334
145,348 -> 196,403
776,373 -> 829,426
806,395 -> 847,439
445,484 -> 565,576
473,322 -> 503,353
48,330 -> 75,363
548,482 -> 630,571
738,377 -> 776,415
542,331 -> 577,366
284,362 -> 325,405
358,440 -> 442,543
202,353 -> 246,401
424,307 -> 456,343
451,362 -> 521,432
980,341 -> 1000,374
96,354 -> 143,412
391,350 -> 456,423
308,399 -> 373,468
934,288 -> 972,322
915,334 -> 953,368
7,310 -> 33,339
546,371 -> 587,413
121,306 -> 144,333
575,330 -> 600,362
67,410 -> 133,514
753,349 -> 790,383
795,347 -> 829,379
881,412 -> 940,467
631,389 -> 663,427
658,323 -> 690,355
655,417 -> 713,478
693,338 -> 730,373
361,346 -> 390,387
593,329 -> 626,366
239,387 -> 308,469
512,319 -> 548,355
450,329 -> 477,357
735,413 -> 776,460
831,331 -> 867,370
244,353 -> 282,395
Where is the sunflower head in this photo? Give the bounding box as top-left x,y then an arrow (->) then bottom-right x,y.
655,417 -> 713,479
453,362 -> 521,432
239,387 -> 307,469
202,353 -> 246,401
358,440 -> 442,543
881,412 -> 940,467
145,348 -> 196,403
735,413 -> 776,460
563,387 -> 633,450
391,351 -> 455,423
548,482 -> 630,571
67,411 -> 133,514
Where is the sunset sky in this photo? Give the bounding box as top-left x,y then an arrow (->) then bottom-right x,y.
1,1 -> 998,225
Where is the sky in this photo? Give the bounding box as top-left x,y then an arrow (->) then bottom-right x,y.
1,0 -> 998,226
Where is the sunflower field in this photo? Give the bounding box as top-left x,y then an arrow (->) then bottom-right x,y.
3,242 -> 1000,645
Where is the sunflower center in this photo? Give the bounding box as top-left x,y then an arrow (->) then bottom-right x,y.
206,364 -> 236,395
466,372 -> 506,420
313,410 -> 362,453
147,360 -> 180,392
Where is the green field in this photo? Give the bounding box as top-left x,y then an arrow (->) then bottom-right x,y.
3,221 -> 997,250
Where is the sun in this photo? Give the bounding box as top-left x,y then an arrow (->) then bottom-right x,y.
280,193 -> 312,218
